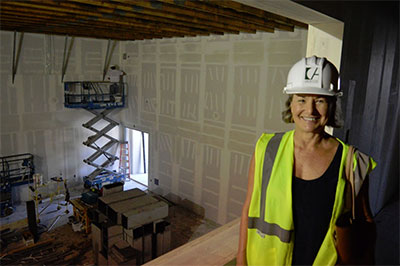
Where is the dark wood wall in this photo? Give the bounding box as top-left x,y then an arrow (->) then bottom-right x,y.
297,1 -> 399,264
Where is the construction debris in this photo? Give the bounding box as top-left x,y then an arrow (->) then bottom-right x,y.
0,224 -> 92,265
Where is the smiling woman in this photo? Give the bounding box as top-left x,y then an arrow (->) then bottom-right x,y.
282,94 -> 342,129
237,56 -> 377,265
291,94 -> 330,134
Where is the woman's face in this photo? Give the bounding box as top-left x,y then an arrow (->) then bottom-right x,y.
290,94 -> 329,134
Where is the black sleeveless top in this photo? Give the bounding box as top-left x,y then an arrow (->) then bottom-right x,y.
292,144 -> 342,265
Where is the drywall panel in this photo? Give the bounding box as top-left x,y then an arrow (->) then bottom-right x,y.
180,67 -> 200,122
142,63 -> 157,114
0,74 -> 18,115
81,39 -> 103,75
1,27 -> 306,222
19,34 -> 45,75
204,65 -> 227,123
0,34 -> 12,73
227,152 -> 251,221
159,66 -> 176,117
0,32 -> 119,192
119,29 -> 307,224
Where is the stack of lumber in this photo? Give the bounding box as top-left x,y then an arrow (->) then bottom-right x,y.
91,188 -> 170,265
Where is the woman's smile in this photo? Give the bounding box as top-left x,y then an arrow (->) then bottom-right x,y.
301,116 -> 318,122
291,94 -> 329,133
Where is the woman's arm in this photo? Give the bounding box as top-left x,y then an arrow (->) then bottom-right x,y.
237,153 -> 255,266
355,176 -> 373,222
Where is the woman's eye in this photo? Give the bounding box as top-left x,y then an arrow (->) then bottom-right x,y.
316,99 -> 326,104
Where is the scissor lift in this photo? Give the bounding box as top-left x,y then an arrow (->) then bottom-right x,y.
64,81 -> 125,109
64,81 -> 126,189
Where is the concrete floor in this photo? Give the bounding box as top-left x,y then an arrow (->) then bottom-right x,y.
0,193 -> 76,232
124,174 -> 148,191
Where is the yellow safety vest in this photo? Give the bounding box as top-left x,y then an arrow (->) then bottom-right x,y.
247,130 -> 376,265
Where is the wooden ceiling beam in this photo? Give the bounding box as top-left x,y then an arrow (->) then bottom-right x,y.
46,0 -> 211,36
69,0 -> 240,34
198,1 -> 294,32
158,0 -> 276,32
155,0 -> 274,33
0,25 -> 147,40
0,19 -> 180,41
0,17 -> 187,41
0,0 -> 307,41
67,0 -> 228,35
0,21 -> 188,41
110,0 -> 254,33
2,1 -> 214,37
153,0 -> 271,32
0,15 -> 176,40
0,8 -> 194,39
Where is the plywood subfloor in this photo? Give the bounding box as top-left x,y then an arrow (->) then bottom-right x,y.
0,203 -> 219,265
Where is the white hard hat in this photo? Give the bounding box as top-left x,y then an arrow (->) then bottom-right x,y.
283,55 -> 342,97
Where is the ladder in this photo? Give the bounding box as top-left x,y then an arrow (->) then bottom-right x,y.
82,109 -> 122,185
119,142 -> 130,179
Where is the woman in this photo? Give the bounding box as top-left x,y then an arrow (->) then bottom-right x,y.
237,56 -> 376,265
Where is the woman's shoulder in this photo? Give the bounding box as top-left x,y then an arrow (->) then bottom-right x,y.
256,131 -> 294,153
328,135 -> 340,147
258,131 -> 289,143
322,133 -> 342,148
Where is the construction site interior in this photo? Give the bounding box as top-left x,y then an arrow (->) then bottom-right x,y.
0,1 -> 398,265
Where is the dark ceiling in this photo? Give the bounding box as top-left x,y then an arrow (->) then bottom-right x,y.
0,0 -> 308,41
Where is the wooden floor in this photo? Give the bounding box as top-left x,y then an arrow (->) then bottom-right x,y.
168,204 -> 220,250
0,203 -> 220,265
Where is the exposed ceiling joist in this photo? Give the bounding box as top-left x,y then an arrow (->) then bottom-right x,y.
0,0 -> 308,41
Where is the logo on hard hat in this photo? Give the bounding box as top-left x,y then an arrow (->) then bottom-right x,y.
305,67 -> 320,83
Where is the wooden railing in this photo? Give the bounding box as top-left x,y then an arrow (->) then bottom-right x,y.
144,218 -> 240,266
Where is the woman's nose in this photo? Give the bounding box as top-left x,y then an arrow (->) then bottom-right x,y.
305,100 -> 317,114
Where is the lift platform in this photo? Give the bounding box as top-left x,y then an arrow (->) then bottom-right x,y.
64,81 -> 127,189
64,81 -> 125,109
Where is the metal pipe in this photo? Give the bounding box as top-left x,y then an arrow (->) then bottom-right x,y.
12,31 -> 24,84
47,215 -> 61,232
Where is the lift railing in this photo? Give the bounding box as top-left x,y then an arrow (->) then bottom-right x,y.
64,81 -> 125,109
0,153 -> 34,186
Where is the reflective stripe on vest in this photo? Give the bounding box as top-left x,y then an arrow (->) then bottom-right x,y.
247,133 -> 293,243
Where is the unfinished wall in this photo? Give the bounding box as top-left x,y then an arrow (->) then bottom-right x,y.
0,29 -> 307,223
118,30 -> 307,224
0,32 -> 120,198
